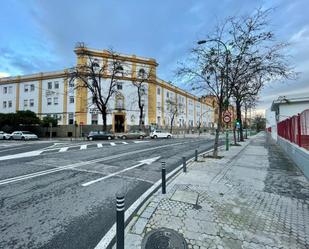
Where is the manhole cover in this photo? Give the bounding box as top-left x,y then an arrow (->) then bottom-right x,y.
142,228 -> 188,249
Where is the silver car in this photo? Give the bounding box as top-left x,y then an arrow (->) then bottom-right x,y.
0,131 -> 11,140
11,131 -> 38,140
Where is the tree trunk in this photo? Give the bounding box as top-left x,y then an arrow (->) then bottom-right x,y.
170,116 -> 174,133
236,100 -> 244,142
213,104 -> 223,157
102,107 -> 107,131
139,106 -> 144,131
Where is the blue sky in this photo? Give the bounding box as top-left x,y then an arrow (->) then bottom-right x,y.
1,0 -> 308,112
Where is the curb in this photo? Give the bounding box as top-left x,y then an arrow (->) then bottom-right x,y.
94,143 -> 225,249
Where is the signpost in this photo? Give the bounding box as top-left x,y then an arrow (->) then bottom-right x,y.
223,111 -> 231,151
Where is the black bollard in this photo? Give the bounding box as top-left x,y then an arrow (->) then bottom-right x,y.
116,194 -> 125,249
161,161 -> 166,194
182,156 -> 187,172
195,149 -> 198,161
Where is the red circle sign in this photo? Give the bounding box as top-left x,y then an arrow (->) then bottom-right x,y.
223,115 -> 231,123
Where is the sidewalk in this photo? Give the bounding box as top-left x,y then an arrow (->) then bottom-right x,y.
123,132 -> 309,249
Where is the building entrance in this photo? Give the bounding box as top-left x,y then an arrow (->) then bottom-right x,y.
114,114 -> 125,133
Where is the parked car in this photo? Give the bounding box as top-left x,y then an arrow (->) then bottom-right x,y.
10,131 -> 38,140
87,131 -> 115,141
120,130 -> 146,140
0,131 -> 11,140
150,130 -> 172,139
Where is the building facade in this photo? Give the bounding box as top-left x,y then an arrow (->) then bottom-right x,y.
0,46 -> 215,132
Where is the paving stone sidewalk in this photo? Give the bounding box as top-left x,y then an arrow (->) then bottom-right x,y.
124,132 -> 309,249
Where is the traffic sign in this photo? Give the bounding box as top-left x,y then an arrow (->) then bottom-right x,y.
223,115 -> 231,123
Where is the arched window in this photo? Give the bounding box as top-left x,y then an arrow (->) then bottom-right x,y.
138,68 -> 146,78
116,65 -> 124,76
115,93 -> 125,110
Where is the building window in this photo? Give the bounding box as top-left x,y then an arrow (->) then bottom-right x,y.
47,98 -> 52,106
8,101 -> 12,108
138,68 -> 146,78
91,114 -> 98,125
157,88 -> 160,95
115,65 -> 124,76
69,96 -> 74,104
24,85 -> 29,92
3,101 -> 7,108
68,113 -> 74,124
53,97 -> 59,105
3,87 -> 7,94
117,82 -> 123,90
166,92 -> 169,98
140,86 -> 146,94
29,99 -> 34,107
8,86 -> 13,94
24,99 -> 28,108
48,82 -> 52,89
54,81 -> 59,89
69,81 -> 74,88
30,84 -> 35,91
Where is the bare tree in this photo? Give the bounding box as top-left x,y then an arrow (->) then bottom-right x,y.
68,47 -> 123,131
177,33 -> 231,157
225,9 -> 295,141
131,68 -> 153,131
166,98 -> 184,134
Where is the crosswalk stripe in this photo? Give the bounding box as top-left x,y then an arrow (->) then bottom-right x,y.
133,141 -> 149,144
59,147 -> 69,152
80,145 -> 87,150
110,142 -> 116,146
97,143 -> 103,148
122,142 -> 128,145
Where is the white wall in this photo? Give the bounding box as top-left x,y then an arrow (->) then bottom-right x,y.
0,83 -> 16,113
41,78 -> 65,124
278,102 -> 309,122
19,81 -> 39,113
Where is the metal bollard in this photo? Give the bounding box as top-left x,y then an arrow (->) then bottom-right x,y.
116,194 -> 125,249
161,161 -> 166,194
226,131 -> 229,151
182,157 -> 187,173
195,149 -> 198,161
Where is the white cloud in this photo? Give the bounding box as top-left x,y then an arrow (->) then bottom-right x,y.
0,72 -> 10,78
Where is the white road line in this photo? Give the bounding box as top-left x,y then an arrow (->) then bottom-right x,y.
82,162 -> 143,186
133,140 -> 149,144
80,145 -> 87,150
122,142 -> 128,145
97,143 -> 103,148
59,147 -> 69,152
0,141 -> 186,185
82,156 -> 160,187
110,142 -> 116,146
0,150 -> 43,161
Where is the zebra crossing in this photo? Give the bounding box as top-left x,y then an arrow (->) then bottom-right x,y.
41,140 -> 149,155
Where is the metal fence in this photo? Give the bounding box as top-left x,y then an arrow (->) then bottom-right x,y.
277,109 -> 309,150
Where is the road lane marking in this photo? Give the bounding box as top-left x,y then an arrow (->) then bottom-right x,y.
81,156 -> 160,187
0,140 -> 205,185
122,142 -> 128,145
97,143 -> 103,148
110,142 -> 116,146
133,141 -> 149,143
0,150 -> 43,161
80,145 -> 87,150
59,147 -> 69,152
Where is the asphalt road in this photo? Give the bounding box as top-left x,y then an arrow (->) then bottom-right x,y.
0,137 -> 220,249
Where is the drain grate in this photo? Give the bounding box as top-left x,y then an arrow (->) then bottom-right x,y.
142,228 -> 188,249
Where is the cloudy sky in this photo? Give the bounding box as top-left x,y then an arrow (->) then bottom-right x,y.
1,0 -> 308,113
